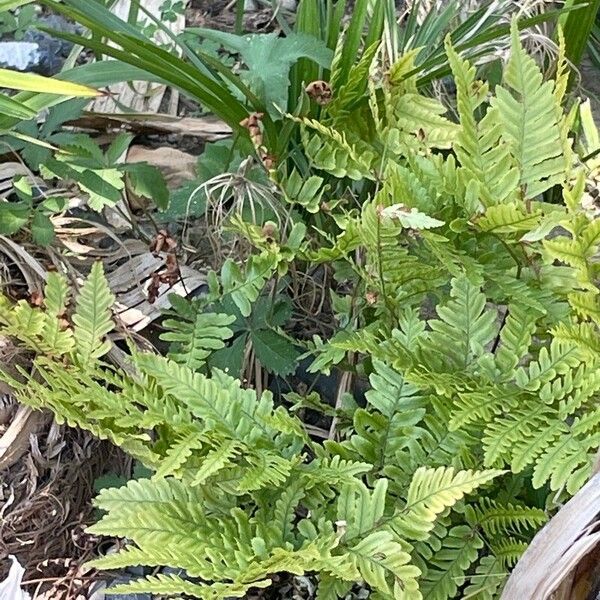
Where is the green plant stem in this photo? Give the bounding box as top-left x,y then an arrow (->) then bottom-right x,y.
235,0 -> 244,35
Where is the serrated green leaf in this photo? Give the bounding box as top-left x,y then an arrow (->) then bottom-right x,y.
0,200 -> 30,235
126,163 -> 169,210
251,328 -> 300,376
31,210 -> 55,246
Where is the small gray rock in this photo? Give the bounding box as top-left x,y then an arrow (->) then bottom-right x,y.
244,0 -> 297,11
0,41 -> 40,72
0,14 -> 85,75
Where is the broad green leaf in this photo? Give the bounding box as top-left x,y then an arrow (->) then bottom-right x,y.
126,163 -> 169,210
0,200 -> 30,235
251,328 -> 300,376
31,211 -> 55,246
189,29 -> 332,111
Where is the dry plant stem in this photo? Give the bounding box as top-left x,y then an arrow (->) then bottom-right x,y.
328,352 -> 356,440
254,357 -> 263,397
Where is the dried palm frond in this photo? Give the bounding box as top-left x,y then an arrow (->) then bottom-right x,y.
502,471 -> 600,600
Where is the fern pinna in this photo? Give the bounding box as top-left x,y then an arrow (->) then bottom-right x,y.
0,19 -> 599,600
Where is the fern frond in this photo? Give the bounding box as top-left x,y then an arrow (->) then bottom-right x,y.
533,406 -> 600,492
445,37 -> 518,205
568,291 -> 600,323
40,296 -> 75,357
483,401 -> 560,469
328,41 -> 379,116
418,525 -> 482,600
391,467 -> 503,541
161,297 -> 235,370
104,574 -> 248,599
476,202 -> 542,234
221,253 -> 276,317
238,451 -> 298,491
188,439 -> 241,486
489,537 -> 528,568
514,340 -> 581,391
316,574 -> 353,600
420,276 -> 497,371
449,385 -> 519,431
44,272 -> 70,316
345,531 -> 422,600
390,93 -> 458,150
301,456 -> 373,487
495,304 -> 540,372
491,21 -> 565,198
366,360 -> 425,421
337,478 -> 388,539
462,554 -> 507,600
294,115 -> 376,180
552,322 -> 600,359
466,498 -> 547,537
72,262 -> 115,366
153,431 -> 204,479
282,169 -> 328,213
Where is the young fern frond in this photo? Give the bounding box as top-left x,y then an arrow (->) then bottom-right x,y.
417,525 -> 483,600
492,22 -> 565,199
418,276 -> 497,372
465,499 -> 547,537
445,36 -> 518,206
391,467 -> 503,542
161,296 -> 235,371
72,261 -> 115,367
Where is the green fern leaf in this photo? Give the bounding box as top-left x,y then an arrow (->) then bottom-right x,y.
421,276 -> 497,371
72,262 -> 115,365
465,499 -> 547,537
533,406 -> 600,493
44,272 -> 70,316
153,431 -> 204,479
418,525 -> 482,600
445,37 -> 518,205
346,531 -> 422,600
491,20 -> 565,198
295,115 -> 376,180
221,253 -> 275,317
104,574 -> 247,599
161,298 -> 235,371
568,291 -> 600,323
189,439 -> 241,486
552,322 -> 600,359
476,203 -> 542,234
495,304 -> 541,372
462,554 -> 507,600
391,467 -> 503,541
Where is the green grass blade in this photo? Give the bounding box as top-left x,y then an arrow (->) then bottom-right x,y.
561,0 -> 600,69
0,93 -> 37,120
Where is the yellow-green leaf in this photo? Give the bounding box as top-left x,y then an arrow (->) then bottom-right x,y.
0,0 -> 34,9
0,69 -> 99,97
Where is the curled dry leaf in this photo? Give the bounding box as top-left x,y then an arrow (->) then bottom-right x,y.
306,80 -> 332,105
240,112 -> 276,170
108,252 -> 206,330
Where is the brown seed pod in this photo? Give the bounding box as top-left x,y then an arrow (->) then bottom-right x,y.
365,291 -> 378,305
240,112 -> 265,148
305,80 -> 333,105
